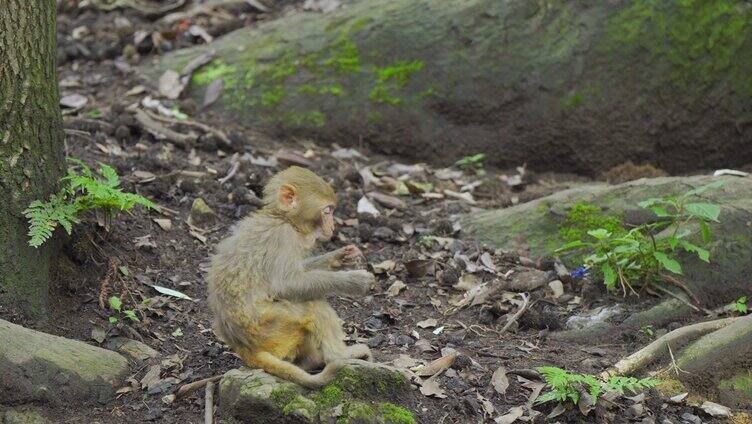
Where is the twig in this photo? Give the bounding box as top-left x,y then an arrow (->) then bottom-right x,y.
146,111 -> 232,149
660,273 -> 701,307
601,316 -> 736,379
666,342 -> 688,376
134,109 -> 195,148
204,381 -> 215,424
499,292 -> 529,334
176,375 -> 222,400
218,155 -> 240,185
651,284 -> 701,313
84,0 -> 186,15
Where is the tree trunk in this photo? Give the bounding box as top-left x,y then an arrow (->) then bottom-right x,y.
145,0 -> 752,175
0,0 -> 65,316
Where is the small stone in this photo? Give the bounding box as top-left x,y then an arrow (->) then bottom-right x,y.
680,412 -> 702,424
373,226 -> 395,240
640,418 -> 655,424
701,401 -> 731,418
358,223 -> 373,242
366,335 -> 384,348
393,334 -> 414,346
445,377 -> 469,393
547,280 -> 564,298
190,198 -> 215,225
628,403 -> 645,417
115,125 -> 132,142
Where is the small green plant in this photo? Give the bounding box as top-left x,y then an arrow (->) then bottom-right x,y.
24,159 -> 156,247
86,108 -> 102,119
455,153 -> 486,176
733,296 -> 748,314
108,296 -> 139,324
556,182 -> 722,294
536,366 -> 659,406
640,325 -> 655,337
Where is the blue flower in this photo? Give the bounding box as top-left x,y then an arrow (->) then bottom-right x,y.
570,266 -> 588,279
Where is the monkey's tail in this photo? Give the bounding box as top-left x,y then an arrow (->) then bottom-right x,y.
236,349 -> 343,389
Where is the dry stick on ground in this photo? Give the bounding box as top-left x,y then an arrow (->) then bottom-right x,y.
660,273 -> 702,308
85,0 -> 186,15
650,284 -> 701,313
176,375 -> 223,400
134,109 -> 196,148
600,316 -> 736,380
205,380 -> 215,424
146,110 -> 233,149
499,292 -> 530,334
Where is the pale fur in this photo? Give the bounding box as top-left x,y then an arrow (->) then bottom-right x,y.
207,193 -> 374,388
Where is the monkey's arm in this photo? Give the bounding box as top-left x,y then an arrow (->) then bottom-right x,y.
271,268 -> 372,302
302,245 -> 361,271
302,252 -> 338,270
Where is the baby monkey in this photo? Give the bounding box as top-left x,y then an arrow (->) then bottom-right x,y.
208,166 -> 376,388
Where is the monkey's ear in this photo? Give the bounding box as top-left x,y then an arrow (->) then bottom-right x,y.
278,183 -> 298,210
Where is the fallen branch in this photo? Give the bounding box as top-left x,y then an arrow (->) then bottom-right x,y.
161,0 -> 257,24
205,380 -> 215,424
499,292 -> 529,334
134,109 -> 196,148
146,111 -> 232,149
650,284 -> 701,313
660,273 -> 701,308
82,0 -> 186,16
176,375 -> 222,400
600,316 -> 736,379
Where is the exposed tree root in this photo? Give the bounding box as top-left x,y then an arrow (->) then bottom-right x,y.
600,317 -> 736,379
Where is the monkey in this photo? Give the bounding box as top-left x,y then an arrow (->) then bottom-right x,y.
207,166 -> 376,388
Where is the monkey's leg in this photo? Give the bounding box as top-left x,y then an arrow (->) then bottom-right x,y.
238,349 -> 344,389
344,344 -> 374,362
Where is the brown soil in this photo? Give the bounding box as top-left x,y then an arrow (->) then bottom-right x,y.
0,2 -> 744,423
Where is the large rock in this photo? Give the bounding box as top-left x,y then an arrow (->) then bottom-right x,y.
463,175 -> 752,307
143,1 -> 752,175
219,365 -> 415,424
0,319 -> 129,406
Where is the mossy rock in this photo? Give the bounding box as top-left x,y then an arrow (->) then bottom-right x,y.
1,407 -> 48,424
463,175 -> 752,307
219,365 -> 414,424
0,319 -> 129,406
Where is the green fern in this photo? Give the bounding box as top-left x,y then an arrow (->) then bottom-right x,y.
24,159 -> 156,247
536,366 -> 659,406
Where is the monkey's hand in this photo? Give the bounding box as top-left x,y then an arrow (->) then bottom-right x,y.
330,245 -> 363,268
345,270 -> 375,295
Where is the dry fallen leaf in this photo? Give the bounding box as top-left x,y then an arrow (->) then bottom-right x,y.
494,406 -> 524,424
372,260 -> 396,274
404,259 -> 432,278
385,280 -> 406,297
416,352 -> 457,377
153,218 -> 172,231
392,354 -> 421,368
453,273 -> 480,291
158,69 -> 184,100
419,377 -> 446,398
416,318 -> 438,329
368,191 -> 407,209
357,196 -> 380,216
491,366 -> 510,395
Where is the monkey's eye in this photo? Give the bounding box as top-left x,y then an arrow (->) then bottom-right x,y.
322,206 -> 333,215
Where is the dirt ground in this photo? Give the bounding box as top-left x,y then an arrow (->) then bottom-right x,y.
0,2 -> 744,423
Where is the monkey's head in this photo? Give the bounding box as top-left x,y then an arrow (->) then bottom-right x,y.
263,166 -> 337,244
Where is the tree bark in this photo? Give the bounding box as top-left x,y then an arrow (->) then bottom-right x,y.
0,0 -> 65,316
146,0 -> 752,175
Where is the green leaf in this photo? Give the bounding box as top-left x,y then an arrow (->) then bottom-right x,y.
679,240 -> 710,262
108,316 -> 118,325
650,206 -> 670,217
684,203 -> 721,222
653,251 -> 682,274
118,265 -> 130,277
602,263 -> 617,289
683,180 -> 724,197
700,221 -> 711,244
556,240 -> 584,252
587,229 -> 611,240
108,296 -> 122,312
638,198 -> 663,208
123,309 -> 140,322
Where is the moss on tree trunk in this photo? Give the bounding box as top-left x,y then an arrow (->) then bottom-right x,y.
0,0 -> 65,317
145,0 -> 752,175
